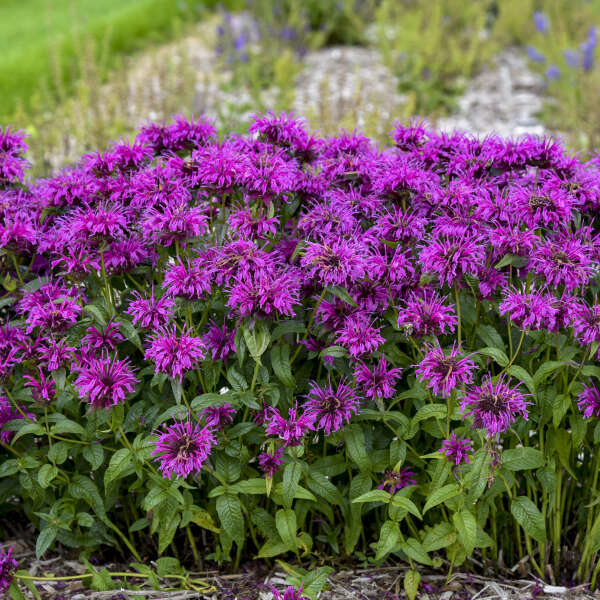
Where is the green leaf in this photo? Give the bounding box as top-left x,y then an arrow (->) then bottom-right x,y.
216,494 -> 244,545
453,510 -> 477,555
307,471 -> 343,505
51,419 -> 85,436
37,464 -> 58,489
104,448 -> 133,488
401,537 -> 432,565
69,475 -> 107,521
282,461 -> 302,508
501,448 -> 544,471
243,323 -> 270,362
231,478 -> 267,495
404,570 -> 420,600
552,394 -> 571,427
422,522 -> 456,552
119,317 -> 143,351
511,496 -> 546,543
476,324 -> 505,352
327,285 -> 358,307
36,527 -> 57,558
423,484 -> 460,514
533,361 -> 568,388
344,425 -> 371,471
83,304 -> 108,327
391,495 -> 422,519
411,404 -> 447,426
275,508 -> 298,551
375,520 -> 400,560
319,345 -> 348,359
258,538 -> 289,558
271,345 -> 295,388
226,365 -> 248,391
11,421 -> 45,441
477,347 -> 509,367
82,444 -> 104,470
271,320 -> 306,341
0,459 -> 18,477
506,364 -> 535,395
352,489 -> 391,504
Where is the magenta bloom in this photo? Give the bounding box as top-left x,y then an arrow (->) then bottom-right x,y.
74,355 -> 138,409
570,302 -> 600,348
202,402 -> 236,430
397,291 -> 457,337
265,405 -> 316,446
419,235 -> 484,287
152,415 -> 216,479
354,356 -> 402,399
303,378 -> 359,435
81,320 -> 124,352
335,313 -> 384,358
127,290 -> 175,330
499,286 -> 557,331
270,585 -> 309,600
0,546 -> 18,593
439,433 -> 473,465
460,374 -> 530,435
163,258 -> 212,299
145,325 -> 206,382
229,209 -> 279,239
258,447 -> 285,478
301,238 -> 367,286
24,367 -> 56,404
378,467 -> 417,494
577,383 -> 600,419
202,321 -> 236,361
415,342 -> 477,398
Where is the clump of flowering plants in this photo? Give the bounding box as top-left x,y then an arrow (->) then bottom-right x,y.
1,112 -> 600,591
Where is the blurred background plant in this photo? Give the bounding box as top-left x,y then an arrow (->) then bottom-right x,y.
5,0 -> 600,177
521,0 -> 600,149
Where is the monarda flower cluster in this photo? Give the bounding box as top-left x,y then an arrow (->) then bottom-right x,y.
1,112 -> 600,552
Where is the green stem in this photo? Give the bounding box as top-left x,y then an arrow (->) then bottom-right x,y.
454,288 -> 461,345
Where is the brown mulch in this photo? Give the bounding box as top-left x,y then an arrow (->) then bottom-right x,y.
3,537 -> 599,600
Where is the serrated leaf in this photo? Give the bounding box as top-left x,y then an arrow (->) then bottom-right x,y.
216,494 -> 244,545
104,448 -> 133,488
453,510 -> 477,555
402,537 -> 432,565
411,404 -> 447,426
477,347 -> 509,367
506,365 -> 535,395
51,419 -> 85,436
282,461 -> 302,508
37,464 -> 58,489
352,489 -> 391,504
327,285 -> 358,307
511,496 -> 546,543
36,527 -> 57,558
271,345 -> 295,387
275,508 -> 298,551
119,317 -> 143,351
501,447 -> 544,471
344,425 -> 371,471
391,495 -> 422,519
423,484 -> 460,513
404,570 -> 420,600
375,520 -> 400,560
533,361 -> 567,388
82,444 -> 104,470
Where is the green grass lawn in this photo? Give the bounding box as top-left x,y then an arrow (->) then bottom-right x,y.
0,0 -> 239,122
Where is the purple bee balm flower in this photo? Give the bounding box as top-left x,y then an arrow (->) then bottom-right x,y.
202,402 -> 236,430
335,313 -> 384,358
39,337 -> 75,371
81,319 -> 124,352
378,467 -> 417,494
127,289 -> 175,330
499,286 -> 558,331
529,235 -> 592,291
571,302 -> 600,349
74,354 -> 138,409
439,433 -> 473,465
152,415 -> 216,479
162,258 -> 212,299
415,342 -> 477,398
142,202 -> 209,247
397,290 -> 457,337
202,321 -> 236,361
258,447 -> 285,478
145,325 -> 206,383
303,378 -> 360,435
265,405 -> 316,446
0,546 -> 18,593
419,235 -> 484,287
301,237 -> 367,286
354,356 -> 402,399
270,585 -> 309,600
577,383 -> 600,419
229,208 -> 279,239
227,269 -> 301,318
24,367 -> 56,404
460,373 -> 530,436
